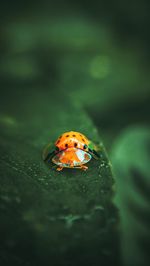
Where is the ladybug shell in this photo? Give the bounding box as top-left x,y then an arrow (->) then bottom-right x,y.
53,131 -> 91,167
55,131 -> 90,151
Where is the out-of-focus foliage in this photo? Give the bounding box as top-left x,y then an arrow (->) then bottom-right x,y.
1,0 -> 150,149
112,127 -> 150,266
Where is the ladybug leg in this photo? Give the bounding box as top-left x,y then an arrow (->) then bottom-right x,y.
88,145 -> 100,159
92,149 -> 100,159
56,166 -> 64,171
93,143 -> 102,159
78,165 -> 88,171
68,165 -> 88,171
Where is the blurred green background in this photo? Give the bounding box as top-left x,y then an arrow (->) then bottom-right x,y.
1,0 -> 150,148
0,0 -> 150,266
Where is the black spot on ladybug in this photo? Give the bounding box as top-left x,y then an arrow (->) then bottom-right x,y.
65,143 -> 68,148
66,135 -> 69,137
74,143 -> 78,147
72,134 -> 76,137
57,140 -> 60,144
82,138 -> 85,142
83,144 -> 87,149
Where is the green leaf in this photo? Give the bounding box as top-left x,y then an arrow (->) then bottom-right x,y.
111,127 -> 150,266
0,87 -> 118,266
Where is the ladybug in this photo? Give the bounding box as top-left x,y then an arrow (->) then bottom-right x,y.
43,131 -> 100,171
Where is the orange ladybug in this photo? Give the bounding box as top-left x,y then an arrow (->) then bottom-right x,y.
43,131 -> 100,171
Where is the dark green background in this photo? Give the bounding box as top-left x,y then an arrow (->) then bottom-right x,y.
0,1 -> 150,266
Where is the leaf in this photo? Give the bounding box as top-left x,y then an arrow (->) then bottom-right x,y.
111,127 -> 150,266
0,87 -> 118,266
